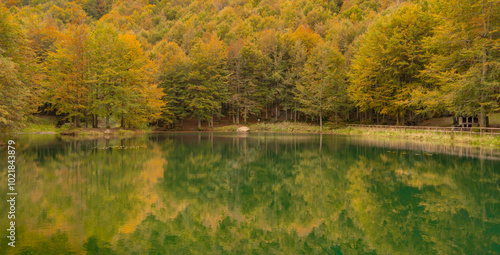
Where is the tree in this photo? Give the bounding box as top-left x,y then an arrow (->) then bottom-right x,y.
86,22 -> 164,128
256,29 -> 285,121
45,21 -> 89,127
296,43 -> 346,131
281,25 -> 323,121
114,33 -> 165,128
421,0 -> 500,127
348,3 -> 435,125
0,7 -> 39,132
227,39 -> 269,124
154,40 -> 190,127
187,33 -> 228,129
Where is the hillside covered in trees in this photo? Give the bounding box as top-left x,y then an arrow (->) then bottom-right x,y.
0,0 -> 499,132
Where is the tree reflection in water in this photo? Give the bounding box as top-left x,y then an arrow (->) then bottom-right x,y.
1,133 -> 498,254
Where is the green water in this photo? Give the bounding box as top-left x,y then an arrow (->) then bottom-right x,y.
0,133 -> 499,254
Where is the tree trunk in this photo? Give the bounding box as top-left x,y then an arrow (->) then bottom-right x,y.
265,104 -> 268,120
396,110 -> 400,126
275,104 -> 278,121
294,102 -> 297,123
480,107 -> 487,127
105,104 -> 110,128
121,115 -> 125,128
244,107 -> 247,124
198,118 -> 201,129
479,0 -> 489,128
236,108 -> 240,124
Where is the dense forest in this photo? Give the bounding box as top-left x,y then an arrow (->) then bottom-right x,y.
0,0 -> 498,132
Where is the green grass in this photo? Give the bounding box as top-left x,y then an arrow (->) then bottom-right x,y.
64,128 -> 144,137
249,122 -> 321,133
333,126 -> 500,148
21,115 -> 60,133
214,125 -> 239,132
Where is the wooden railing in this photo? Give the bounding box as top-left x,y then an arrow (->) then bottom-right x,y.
348,124 -> 500,136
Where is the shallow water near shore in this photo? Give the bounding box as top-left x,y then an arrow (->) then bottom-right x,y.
1,133 -> 499,254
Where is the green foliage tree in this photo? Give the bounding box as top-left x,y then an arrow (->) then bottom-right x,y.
228,39 -> 269,124
348,3 -> 435,125
0,7 -> 39,132
420,0 -> 500,126
45,22 -> 90,127
3,0 -> 499,129
154,39 -> 190,127
85,22 -> 164,128
297,43 -> 346,131
187,33 -> 228,128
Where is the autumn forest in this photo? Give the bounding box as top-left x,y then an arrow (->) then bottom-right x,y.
0,0 -> 499,132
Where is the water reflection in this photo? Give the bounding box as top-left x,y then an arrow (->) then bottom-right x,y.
0,133 -> 498,254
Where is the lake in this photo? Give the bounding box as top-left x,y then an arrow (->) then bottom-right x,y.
1,133 -> 499,254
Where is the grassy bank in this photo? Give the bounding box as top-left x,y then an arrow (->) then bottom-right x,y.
334,126 -> 500,148
59,128 -> 146,137
17,116 -> 148,137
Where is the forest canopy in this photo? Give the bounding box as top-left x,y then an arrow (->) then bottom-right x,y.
0,0 -> 499,132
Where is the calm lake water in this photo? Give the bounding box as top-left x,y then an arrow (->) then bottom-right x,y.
1,133 -> 499,254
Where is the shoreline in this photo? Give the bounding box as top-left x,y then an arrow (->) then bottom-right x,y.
3,122 -> 500,149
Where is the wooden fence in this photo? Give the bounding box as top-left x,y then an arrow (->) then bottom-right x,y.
348,124 -> 500,136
